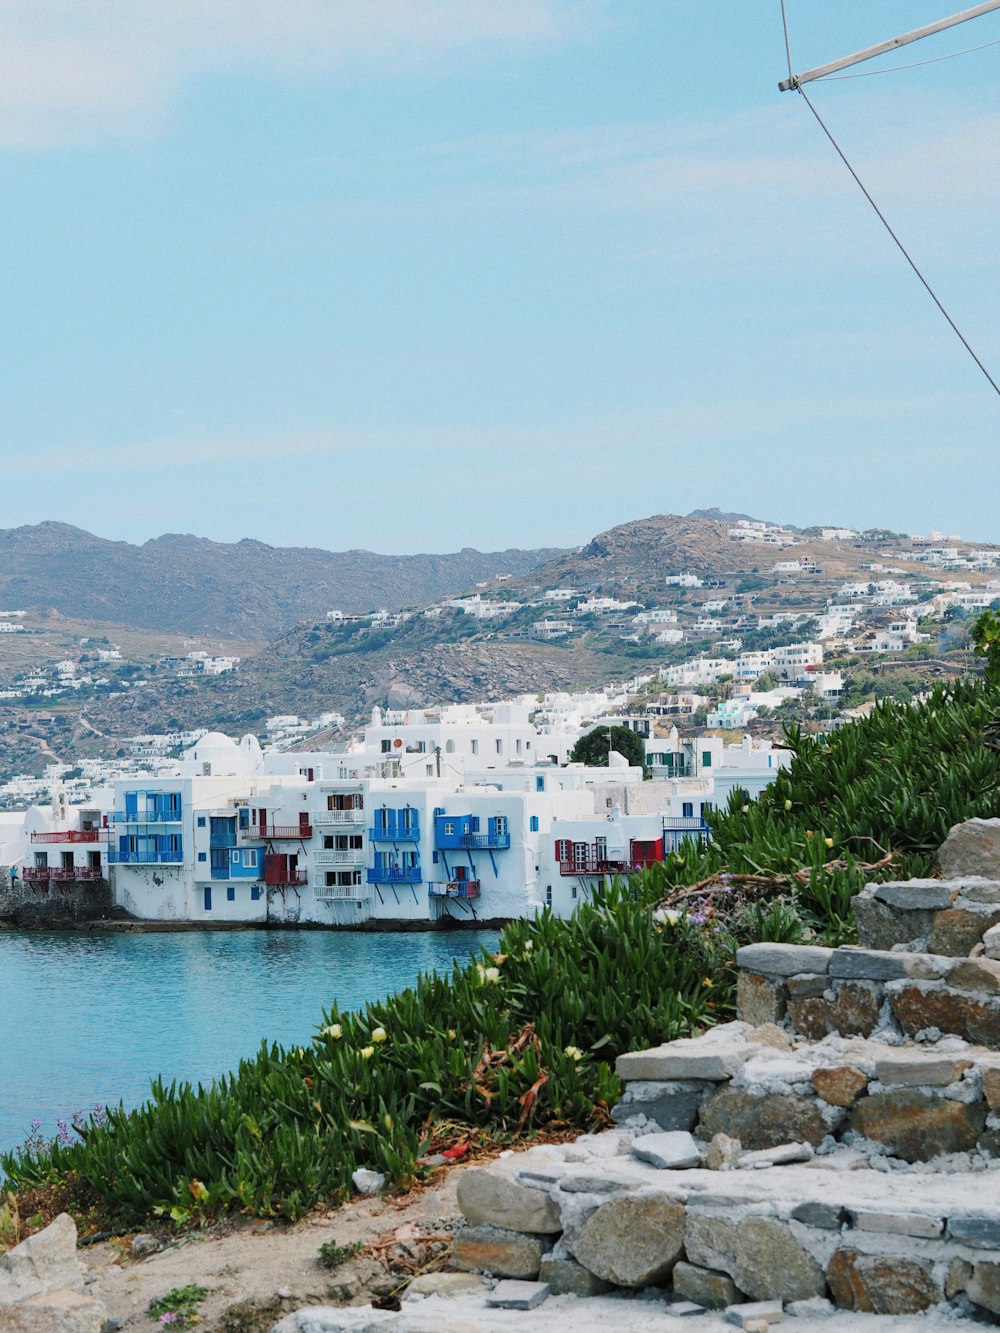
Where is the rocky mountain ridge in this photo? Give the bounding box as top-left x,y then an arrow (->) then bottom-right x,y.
0,522 -> 565,638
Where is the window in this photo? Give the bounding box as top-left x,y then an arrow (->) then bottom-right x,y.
470,816 -> 480,832
381,739 -> 392,753
496,739 -> 503,754
470,740 -> 479,755
443,822 -> 454,835
251,886 -> 261,901
530,816 -> 539,832
197,816 -> 206,827
426,765 -> 434,776
536,776 -> 545,792
701,751 -> 712,768
197,852 -> 207,862
555,839 -> 570,862
682,802 -> 694,818
203,886 -> 212,911
571,885 -> 577,900
545,884 -> 552,907
516,739 -> 522,754
227,886 -> 235,902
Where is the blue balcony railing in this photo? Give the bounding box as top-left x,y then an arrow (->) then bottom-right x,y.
109,810 -> 182,824
108,849 -> 183,864
366,864 -> 422,884
437,831 -> 510,851
368,825 -> 419,843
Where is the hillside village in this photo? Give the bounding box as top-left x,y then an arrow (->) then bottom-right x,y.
0,510 -> 992,795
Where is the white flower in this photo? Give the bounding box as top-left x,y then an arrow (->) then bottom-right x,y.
784,799 -> 793,811
371,1027 -> 387,1043
563,1045 -> 584,1061
653,908 -> 680,927
484,966 -> 500,983
322,1024 -> 343,1040
360,1046 -> 375,1060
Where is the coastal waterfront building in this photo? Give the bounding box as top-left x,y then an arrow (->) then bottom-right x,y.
6,698 -> 793,927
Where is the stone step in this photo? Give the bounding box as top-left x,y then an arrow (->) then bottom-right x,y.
854,877 -> 1000,955
447,1128 -> 1000,1322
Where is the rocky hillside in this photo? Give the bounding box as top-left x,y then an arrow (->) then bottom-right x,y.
0,523 -> 564,637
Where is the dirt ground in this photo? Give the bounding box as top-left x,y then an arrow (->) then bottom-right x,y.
84,1161 -> 469,1332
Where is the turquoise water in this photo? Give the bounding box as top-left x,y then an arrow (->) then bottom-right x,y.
0,929 -> 498,1157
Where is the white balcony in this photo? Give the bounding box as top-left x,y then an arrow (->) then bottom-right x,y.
314,849 -> 365,866
313,810 -> 365,826
314,885 -> 371,902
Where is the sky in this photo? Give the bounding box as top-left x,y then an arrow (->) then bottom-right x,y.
2,0 -> 999,553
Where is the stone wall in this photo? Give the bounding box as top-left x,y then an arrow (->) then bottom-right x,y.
0,876 -> 114,928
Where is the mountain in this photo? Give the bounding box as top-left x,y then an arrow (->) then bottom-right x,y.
0,523 -> 565,638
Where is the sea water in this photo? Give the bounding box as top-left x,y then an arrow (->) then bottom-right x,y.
0,928 -> 498,1156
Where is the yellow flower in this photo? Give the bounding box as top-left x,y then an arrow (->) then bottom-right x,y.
783,799 -> 792,811
322,1024 -> 343,1040
476,963 -> 486,980
564,1045 -> 584,1061
523,941 -> 533,954
360,1046 -> 375,1060
484,966 -> 501,983
824,837 -> 834,849
371,1027 -> 387,1043
702,977 -> 713,988
447,1029 -> 457,1041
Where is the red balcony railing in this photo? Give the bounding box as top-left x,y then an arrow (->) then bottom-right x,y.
429,880 -> 481,899
559,855 -> 635,877
30,830 -> 107,844
264,868 -> 308,887
25,865 -> 104,883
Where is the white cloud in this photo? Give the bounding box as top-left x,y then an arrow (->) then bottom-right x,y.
0,1 -> 599,148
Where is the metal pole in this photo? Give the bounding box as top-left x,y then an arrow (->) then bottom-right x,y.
779,0 -> 1000,89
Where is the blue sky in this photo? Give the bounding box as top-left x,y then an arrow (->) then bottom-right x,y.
2,1 -> 999,552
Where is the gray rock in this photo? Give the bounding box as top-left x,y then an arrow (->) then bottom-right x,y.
610,1079 -> 711,1131
729,1218 -> 824,1303
271,1311 -> 398,1333
984,924 -> 1000,960
723,1300 -> 785,1328
557,1170 -> 640,1195
873,1050 -> 969,1086
826,1250 -> 941,1315
451,1225 -> 552,1279
0,1215 -> 83,1306
405,1272 -> 483,1300
736,943 -> 833,977
791,1201 -> 845,1230
537,1256 -> 610,1296
785,974 -> 828,999
931,905 -> 1000,957
853,893 -> 931,953
706,1134 -> 742,1171
673,1261 -> 744,1310
737,972 -> 787,1026
0,1290 -> 107,1333
616,1038 -> 749,1082
969,1260 -> 1000,1315
828,947 -> 911,981
939,819 -> 1000,880
871,880 -> 954,910
128,1233 -> 159,1259
664,1301 -> 707,1317
738,1142 -> 812,1169
699,1089 -> 828,1151
948,1217 -> 1000,1249
949,958 -> 1000,995
850,1211 -> 943,1239
574,1192 -> 685,1288
630,1131 -> 701,1170
851,1088 -> 987,1162
350,1169 -> 384,1196
484,1280 -> 549,1310
456,1166 -> 561,1234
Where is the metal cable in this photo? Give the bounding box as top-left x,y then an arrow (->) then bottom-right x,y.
796,85 -> 1000,399
819,34 -> 1000,79
779,0 -> 795,82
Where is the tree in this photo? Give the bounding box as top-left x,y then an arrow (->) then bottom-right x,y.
972,609 -> 1000,686
570,725 -> 646,769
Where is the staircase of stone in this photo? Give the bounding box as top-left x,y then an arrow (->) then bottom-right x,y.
437,818 -> 1000,1326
